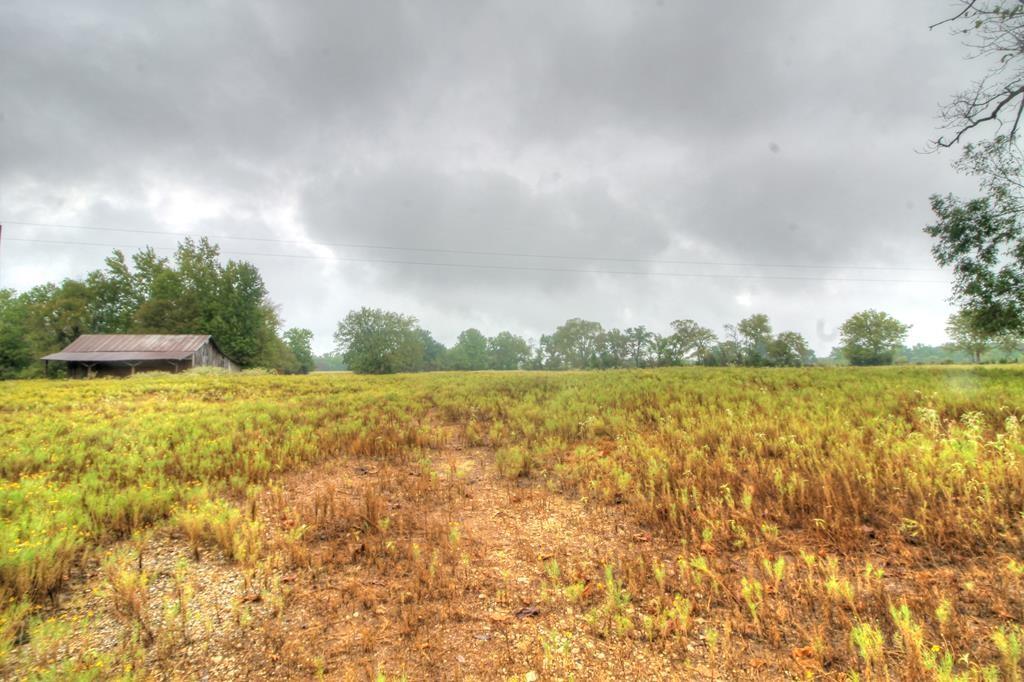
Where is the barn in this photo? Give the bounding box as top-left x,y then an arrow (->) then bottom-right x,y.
42,334 -> 239,378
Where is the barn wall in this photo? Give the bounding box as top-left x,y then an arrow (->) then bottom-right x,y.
192,341 -> 240,371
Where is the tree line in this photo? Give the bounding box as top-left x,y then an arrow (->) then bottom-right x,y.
3,237 -> 1020,379
0,239 -> 314,379
331,307 -> 922,374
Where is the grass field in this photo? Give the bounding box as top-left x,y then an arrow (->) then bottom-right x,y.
1,367 -> 1023,679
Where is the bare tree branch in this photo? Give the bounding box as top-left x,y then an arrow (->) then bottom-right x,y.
929,0 -> 981,31
935,85 -> 1024,147
931,1 -> 1024,149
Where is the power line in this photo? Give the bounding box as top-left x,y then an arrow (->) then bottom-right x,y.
0,219 -> 940,273
4,236 -> 951,285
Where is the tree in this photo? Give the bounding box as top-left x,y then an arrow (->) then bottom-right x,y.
653,334 -> 676,366
257,337 -> 301,374
313,351 -> 348,371
838,310 -> 911,366
488,331 -> 530,370
596,328 -> 630,368
927,194 -> 1024,334
624,326 -> 655,368
705,339 -> 742,366
736,314 -> 773,366
930,3 -> 1024,151
209,260 -> 281,368
945,311 -> 993,363
768,331 -> 814,367
541,318 -> 604,369
667,319 -> 718,365
927,3 -> 1024,333
415,328 -> 448,371
283,328 -> 315,374
25,280 -> 93,354
0,290 -> 32,378
446,328 -> 489,370
84,250 -> 144,333
333,308 -> 425,374
132,239 -> 284,367
994,329 -> 1023,360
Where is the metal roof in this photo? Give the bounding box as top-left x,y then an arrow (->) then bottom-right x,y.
42,334 -> 211,362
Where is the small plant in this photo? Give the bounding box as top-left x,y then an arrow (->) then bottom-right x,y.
652,559 -> 667,592
740,577 -> 764,628
103,551 -> 154,644
992,625 -> 1023,682
0,598 -> 31,662
563,581 -> 588,603
761,556 -> 786,590
495,446 -> 531,479
889,602 -> 927,676
167,559 -> 193,644
539,628 -> 574,671
584,566 -> 633,638
850,622 -> 886,678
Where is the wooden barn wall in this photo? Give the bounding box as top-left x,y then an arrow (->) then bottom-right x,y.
192,341 -> 240,371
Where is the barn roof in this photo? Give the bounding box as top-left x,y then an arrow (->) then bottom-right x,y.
42,334 -> 213,362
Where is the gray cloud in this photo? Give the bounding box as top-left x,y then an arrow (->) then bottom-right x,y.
0,0 -> 983,352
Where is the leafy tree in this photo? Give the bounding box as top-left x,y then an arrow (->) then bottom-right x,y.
927,3 -> 1024,333
596,328 -> 630,368
84,251 -> 144,333
488,331 -> 530,370
258,337 -> 301,374
134,267 -> 193,333
446,328 -> 489,370
134,239 -> 283,367
994,329 -> 1023,360
839,310 -> 911,366
653,334 -> 676,366
667,319 -> 718,365
283,328 -> 316,374
313,351 -> 348,371
705,339 -> 743,366
944,311 -> 993,364
768,331 -> 814,367
334,308 -> 425,374
415,328 -> 448,371
542,318 -> 604,369
25,280 -> 93,354
736,314 -> 773,366
927,194 -> 1024,334
215,260 -> 282,368
0,290 -> 32,378
624,326 -> 655,368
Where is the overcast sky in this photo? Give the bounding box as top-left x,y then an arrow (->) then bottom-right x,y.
0,1 -> 983,353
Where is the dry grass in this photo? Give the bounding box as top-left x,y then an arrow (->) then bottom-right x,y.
0,366 -> 1022,679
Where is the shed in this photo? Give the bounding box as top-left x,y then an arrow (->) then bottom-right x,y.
42,334 -> 239,378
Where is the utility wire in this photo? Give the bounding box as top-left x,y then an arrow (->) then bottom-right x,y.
0,219 -> 939,273
5,236 -> 950,285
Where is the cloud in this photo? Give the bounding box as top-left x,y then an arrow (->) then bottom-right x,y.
0,0 -> 982,352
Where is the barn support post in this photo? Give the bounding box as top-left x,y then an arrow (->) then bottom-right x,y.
126,362 -> 141,376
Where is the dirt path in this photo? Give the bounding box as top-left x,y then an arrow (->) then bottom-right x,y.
237,437 -> 702,680
12,430 -> 777,680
